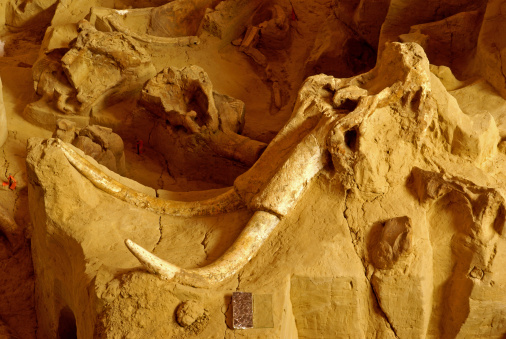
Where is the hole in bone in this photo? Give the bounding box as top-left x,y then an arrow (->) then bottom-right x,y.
319,84 -> 335,101
18,1 -> 27,12
336,98 -> 359,111
494,204 -> 506,235
410,88 -> 423,111
185,83 -> 210,127
57,306 -> 77,339
344,129 -> 358,151
166,119 -> 189,133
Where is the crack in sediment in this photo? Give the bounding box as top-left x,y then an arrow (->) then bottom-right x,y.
2,147 -> 9,180
342,189 -> 367,273
152,216 -> 162,252
342,189 -> 400,339
12,191 -> 21,229
163,157 -> 176,186
494,43 -> 506,85
434,1 -> 441,18
147,120 -> 156,146
329,2 -> 377,56
370,282 -> 400,339
235,272 -> 242,292
221,298 -> 231,339
448,21 -> 454,67
147,121 -> 176,189
200,231 -> 210,261
157,158 -> 166,190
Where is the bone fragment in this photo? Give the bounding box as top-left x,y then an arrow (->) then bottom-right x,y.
107,16 -> 201,46
125,211 -> 280,287
239,26 -> 260,51
207,131 -> 267,167
55,139 -> 244,217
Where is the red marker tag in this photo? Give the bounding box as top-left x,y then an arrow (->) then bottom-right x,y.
3,176 -> 16,190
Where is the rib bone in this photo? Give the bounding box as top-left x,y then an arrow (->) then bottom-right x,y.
55,139 -> 244,217
125,211 -> 280,287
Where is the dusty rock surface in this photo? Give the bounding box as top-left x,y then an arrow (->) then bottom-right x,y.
0,0 -> 506,338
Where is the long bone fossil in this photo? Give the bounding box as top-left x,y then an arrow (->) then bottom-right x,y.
56,43 -> 433,287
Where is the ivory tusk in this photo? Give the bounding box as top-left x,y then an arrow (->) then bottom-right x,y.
125,239 -> 182,279
55,139 -> 244,217
125,211 -> 280,287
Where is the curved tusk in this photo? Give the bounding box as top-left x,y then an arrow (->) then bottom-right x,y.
125,211 -> 280,287
55,139 -> 244,217
125,239 -> 182,279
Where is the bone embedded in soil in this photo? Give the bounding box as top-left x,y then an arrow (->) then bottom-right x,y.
1,0 -> 506,338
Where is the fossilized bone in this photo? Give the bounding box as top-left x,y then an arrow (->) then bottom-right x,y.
408,166 -> 506,333
102,14 -> 200,46
57,43 -> 434,287
55,139 -> 244,217
122,83 -> 412,287
125,211 -> 280,286
124,114 -> 335,287
59,76 -> 418,287
140,65 -> 267,166
123,45 -> 434,287
87,0 -> 217,46
56,101 -> 334,287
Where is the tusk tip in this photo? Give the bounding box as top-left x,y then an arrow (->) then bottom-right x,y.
124,238 -> 180,280
124,239 -> 139,252
124,238 -> 142,256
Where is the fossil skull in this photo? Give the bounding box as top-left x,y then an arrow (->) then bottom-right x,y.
56,42 -> 434,287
